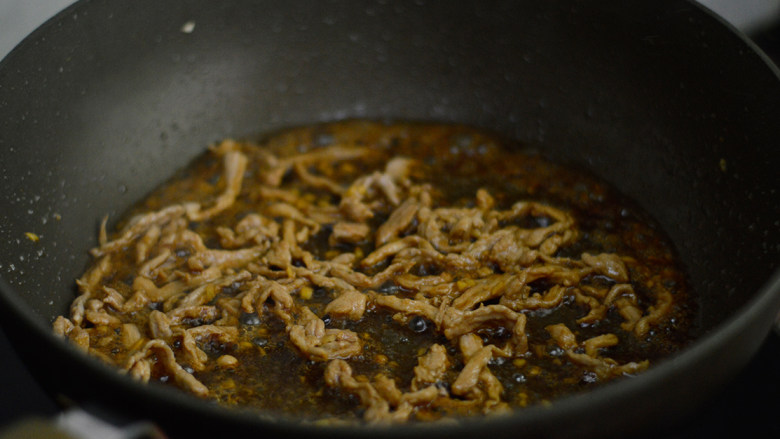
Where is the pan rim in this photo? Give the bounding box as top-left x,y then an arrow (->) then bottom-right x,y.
0,0 -> 778,435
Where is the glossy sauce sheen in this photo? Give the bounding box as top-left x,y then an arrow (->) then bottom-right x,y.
65,121 -> 694,423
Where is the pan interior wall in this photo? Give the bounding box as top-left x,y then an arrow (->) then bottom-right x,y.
0,0 -> 777,336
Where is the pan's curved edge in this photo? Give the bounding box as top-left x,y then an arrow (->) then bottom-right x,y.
688,0 -> 780,77
0,0 -> 85,67
0,0 -> 778,437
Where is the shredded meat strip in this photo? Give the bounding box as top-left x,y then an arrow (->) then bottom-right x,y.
125,340 -> 208,397
288,307 -> 362,361
545,324 -> 649,379
187,149 -> 248,221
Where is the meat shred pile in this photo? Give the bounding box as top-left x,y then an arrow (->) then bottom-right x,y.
53,121 -> 690,424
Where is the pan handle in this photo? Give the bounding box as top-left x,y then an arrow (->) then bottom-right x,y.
0,408 -> 165,439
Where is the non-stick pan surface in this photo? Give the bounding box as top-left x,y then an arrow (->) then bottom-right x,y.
1,0 -> 778,438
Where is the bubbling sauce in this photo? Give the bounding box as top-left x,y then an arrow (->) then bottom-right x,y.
54,120 -> 694,423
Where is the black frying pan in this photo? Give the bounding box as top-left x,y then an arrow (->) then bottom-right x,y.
0,0 -> 778,438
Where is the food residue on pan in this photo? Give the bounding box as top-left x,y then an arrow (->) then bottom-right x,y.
181,20 -> 196,34
53,120 -> 694,424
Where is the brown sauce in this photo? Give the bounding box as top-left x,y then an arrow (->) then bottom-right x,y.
53,120 -> 694,424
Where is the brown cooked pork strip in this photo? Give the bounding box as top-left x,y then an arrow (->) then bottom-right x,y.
324,359 -> 414,424
374,198 -> 421,246
323,289 -> 368,321
545,324 -> 649,379
186,149 -> 248,221
288,307 -> 362,361
330,221 -> 371,245
124,340 -> 208,397
452,334 -> 503,402
412,344 -> 450,390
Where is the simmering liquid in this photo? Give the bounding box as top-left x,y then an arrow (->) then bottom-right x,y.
54,120 -> 694,423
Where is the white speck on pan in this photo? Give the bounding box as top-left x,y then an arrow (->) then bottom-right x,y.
181,20 -> 195,34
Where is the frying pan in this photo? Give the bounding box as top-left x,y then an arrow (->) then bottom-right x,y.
0,0 -> 778,437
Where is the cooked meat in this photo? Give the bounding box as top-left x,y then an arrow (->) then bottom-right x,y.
179,329 -> 208,371
370,293 -> 439,323
323,289 -> 368,320
167,306 -> 219,325
324,359 -> 412,424
148,310 -> 173,339
177,271 -> 251,308
186,246 -> 266,271
187,149 -> 248,221
75,254 -> 113,298
54,120 -> 692,424
125,340 -> 208,397
324,358 -> 446,424
120,323 -> 143,349
261,241 -> 293,272
217,213 -> 279,248
188,325 -> 239,345
375,198 -> 420,246
264,202 -> 320,230
441,305 -> 523,340
412,344 -> 450,390
131,276 -> 184,303
581,252 -> 629,283
287,307 -> 362,361
545,324 -> 649,379
452,334 -> 503,402
360,236 -> 434,268
53,316 -> 90,352
330,221 -> 371,245
135,225 -> 161,263
293,160 -> 345,195
90,205 -> 188,257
